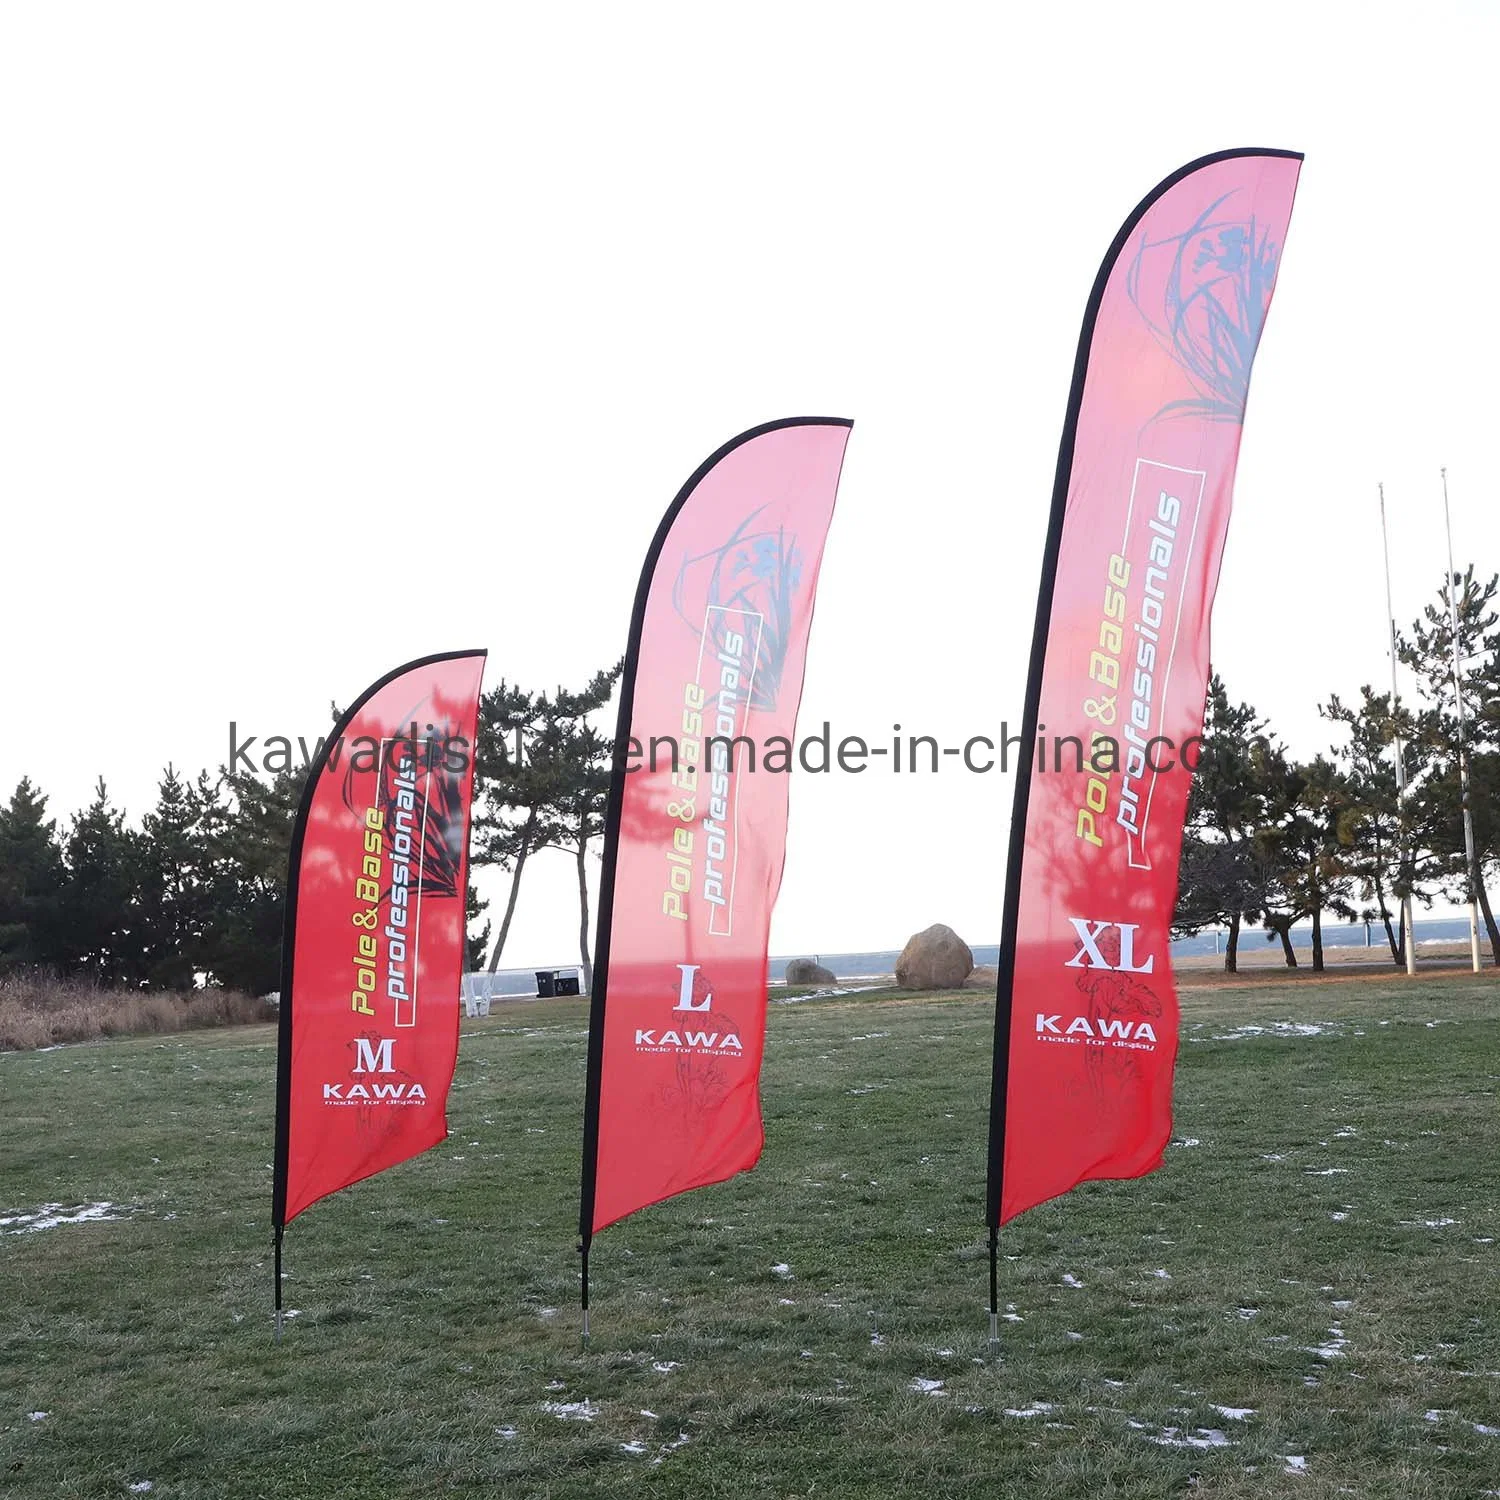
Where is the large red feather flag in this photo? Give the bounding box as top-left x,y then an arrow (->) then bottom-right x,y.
986,150 -> 1302,1331
271,650 -> 485,1335
579,418 -> 853,1330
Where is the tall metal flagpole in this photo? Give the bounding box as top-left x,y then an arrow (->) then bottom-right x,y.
1441,467 -> 1483,973
1379,485 -> 1417,975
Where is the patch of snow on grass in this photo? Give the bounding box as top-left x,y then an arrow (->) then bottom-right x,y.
1209,1021 -> 1336,1041
650,1433 -> 691,1466
1284,1455 -> 1307,1473
1212,1405 -> 1255,1421
1,1202 -> 128,1234
771,1263 -> 793,1278
910,1378 -> 945,1396
541,1399 -> 599,1421
1150,1427 -> 1232,1449
1304,1327 -> 1348,1361
1060,1273 -> 1085,1288
1003,1402 -> 1056,1418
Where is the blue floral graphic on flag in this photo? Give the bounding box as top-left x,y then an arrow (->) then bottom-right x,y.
1128,190 -> 1285,426
673,508 -> 804,712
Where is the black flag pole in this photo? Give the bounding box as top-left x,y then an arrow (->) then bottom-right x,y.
575,426 -> 758,1343
575,429 -> 699,1345
270,693 -> 318,1345
577,419 -> 850,1344
268,650 -> 485,1342
985,168 -> 1115,1351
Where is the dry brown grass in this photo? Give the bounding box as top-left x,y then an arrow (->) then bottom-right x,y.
0,971 -> 275,1052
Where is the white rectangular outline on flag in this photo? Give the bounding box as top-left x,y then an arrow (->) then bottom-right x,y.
374,737 -> 432,1029
694,604 -> 764,938
1119,457 -> 1207,873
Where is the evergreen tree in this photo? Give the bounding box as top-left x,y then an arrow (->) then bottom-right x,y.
1178,676 -> 1278,971
1398,568 -> 1500,962
1255,755 -> 1359,972
137,765 -> 218,988
204,766 -> 306,992
541,718 -> 615,992
60,778 -> 144,984
1321,687 -> 1418,968
0,777 -> 66,972
472,663 -> 620,973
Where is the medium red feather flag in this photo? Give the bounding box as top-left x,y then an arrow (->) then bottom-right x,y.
579,418 -> 852,1324
271,650 -> 485,1332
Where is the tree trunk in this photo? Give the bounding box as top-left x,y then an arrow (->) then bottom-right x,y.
1224,911 -> 1240,974
1382,910 -> 1402,968
1477,875 -> 1500,967
1277,923 -> 1298,967
1371,866 -> 1403,968
1311,896 -> 1324,972
486,808 -> 538,972
575,839 -> 593,993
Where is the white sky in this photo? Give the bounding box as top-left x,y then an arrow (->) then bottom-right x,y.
2,2 -> 1494,968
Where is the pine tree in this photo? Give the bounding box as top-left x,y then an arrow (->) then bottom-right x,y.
0,777 -> 66,972
472,663 -> 621,973
1178,676 -> 1278,972
1398,568 -> 1500,962
205,766 -> 307,992
138,765 -> 218,988
1321,687 -> 1418,968
60,778 -> 144,983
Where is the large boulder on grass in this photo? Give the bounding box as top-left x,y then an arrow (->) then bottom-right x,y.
785,957 -> 837,985
895,924 -> 974,990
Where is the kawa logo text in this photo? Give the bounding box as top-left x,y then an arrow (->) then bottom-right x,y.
633,964 -> 744,1056
322,1036 -> 428,1105
1033,919 -> 1160,1049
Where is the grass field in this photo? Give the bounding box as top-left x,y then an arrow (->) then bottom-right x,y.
2,974 -> 1497,1498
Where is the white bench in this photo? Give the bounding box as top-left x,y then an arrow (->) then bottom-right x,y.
461,976 -> 491,1018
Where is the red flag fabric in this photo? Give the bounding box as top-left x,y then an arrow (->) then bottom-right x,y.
273,650 -> 486,1228
581,419 -> 852,1238
990,150 -> 1302,1225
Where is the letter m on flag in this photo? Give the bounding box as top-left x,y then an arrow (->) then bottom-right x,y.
354,1037 -> 395,1074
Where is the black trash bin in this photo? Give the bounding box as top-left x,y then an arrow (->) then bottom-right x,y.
555,973 -> 580,997
535,970 -> 557,998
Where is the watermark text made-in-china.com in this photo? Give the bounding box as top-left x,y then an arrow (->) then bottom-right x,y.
226,721 -> 1217,779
